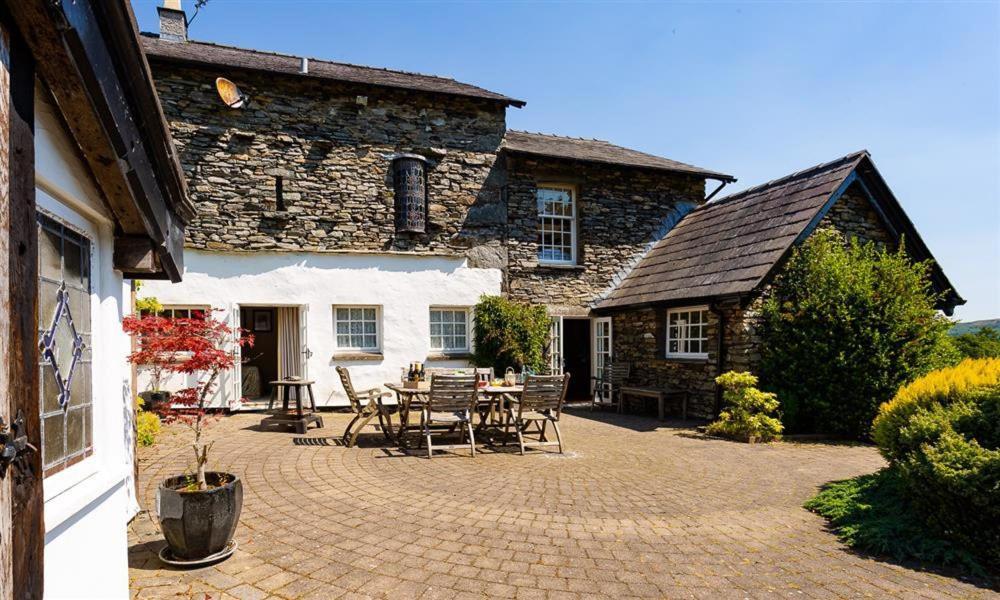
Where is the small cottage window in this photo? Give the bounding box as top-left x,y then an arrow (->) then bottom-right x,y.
37,213 -> 94,476
429,308 -> 470,353
537,185 -> 576,264
666,307 -> 710,359
392,154 -> 427,233
334,306 -> 380,351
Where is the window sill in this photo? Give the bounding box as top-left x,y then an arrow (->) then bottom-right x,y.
332,351 -> 383,361
426,352 -> 473,361
536,263 -> 585,271
665,354 -> 711,364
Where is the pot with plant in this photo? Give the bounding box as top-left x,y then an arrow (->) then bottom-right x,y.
124,311 -> 253,564
133,296 -> 172,409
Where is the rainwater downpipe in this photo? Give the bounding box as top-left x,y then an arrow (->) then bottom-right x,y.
709,302 -> 726,418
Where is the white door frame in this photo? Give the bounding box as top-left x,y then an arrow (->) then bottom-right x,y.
548,316 -> 563,375
592,316 -> 612,398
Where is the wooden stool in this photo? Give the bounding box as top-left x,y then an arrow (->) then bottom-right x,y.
260,379 -> 323,434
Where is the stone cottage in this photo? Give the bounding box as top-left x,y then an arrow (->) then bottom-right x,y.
139,2 -> 961,417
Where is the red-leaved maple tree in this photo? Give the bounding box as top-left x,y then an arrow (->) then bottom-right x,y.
124,311 -> 253,490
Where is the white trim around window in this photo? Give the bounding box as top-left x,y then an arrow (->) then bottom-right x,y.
537,184 -> 577,265
333,305 -> 381,352
429,306 -> 471,354
666,306 -> 710,359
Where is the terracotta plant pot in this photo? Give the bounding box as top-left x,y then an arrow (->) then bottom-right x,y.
156,472 -> 243,560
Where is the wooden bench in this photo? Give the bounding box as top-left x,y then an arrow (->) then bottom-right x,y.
620,386 -> 688,421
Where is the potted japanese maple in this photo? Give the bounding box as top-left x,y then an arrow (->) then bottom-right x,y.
124,311 -> 253,563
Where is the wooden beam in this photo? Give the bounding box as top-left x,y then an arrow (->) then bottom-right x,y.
0,8 -> 43,597
114,235 -> 162,276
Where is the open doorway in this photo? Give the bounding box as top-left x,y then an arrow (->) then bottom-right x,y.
238,305 -> 306,408
562,318 -> 591,401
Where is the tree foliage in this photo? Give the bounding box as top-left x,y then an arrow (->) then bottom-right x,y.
952,327 -> 1000,360
759,229 -> 954,438
705,371 -> 783,442
472,295 -> 549,373
124,311 -> 253,489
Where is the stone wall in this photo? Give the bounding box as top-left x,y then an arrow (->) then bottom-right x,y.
149,64 -> 509,259
505,154 -> 705,312
607,179 -> 900,419
818,182 -> 896,248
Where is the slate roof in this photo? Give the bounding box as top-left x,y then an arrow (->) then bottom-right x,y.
596,151 -> 869,309
141,34 -> 525,107
502,131 -> 735,181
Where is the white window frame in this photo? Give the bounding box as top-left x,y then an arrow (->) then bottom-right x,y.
333,305 -> 381,352
537,183 -> 577,265
665,306 -> 710,360
429,306 -> 471,354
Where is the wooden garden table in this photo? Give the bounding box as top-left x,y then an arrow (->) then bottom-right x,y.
384,382 -> 523,446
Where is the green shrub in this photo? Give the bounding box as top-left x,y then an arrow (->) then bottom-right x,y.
759,229 -> 954,438
135,296 -> 163,315
871,359 -> 1000,567
953,327 -> 1000,359
805,469 -> 983,573
705,371 -> 783,443
472,295 -> 549,373
136,398 -> 161,447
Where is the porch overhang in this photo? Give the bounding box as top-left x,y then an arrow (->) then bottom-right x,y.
6,0 -> 193,282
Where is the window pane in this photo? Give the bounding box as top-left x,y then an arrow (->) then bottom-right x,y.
364,321 -> 376,334
350,308 -> 362,320
430,336 -> 442,350
337,334 -> 351,347
336,322 -> 349,334
43,413 -> 65,468
364,308 -> 376,320
669,340 -> 678,353
67,408 -> 85,455
39,227 -> 61,280
363,335 -> 377,349
336,308 -> 349,320
430,311 -> 441,323
41,363 -> 60,414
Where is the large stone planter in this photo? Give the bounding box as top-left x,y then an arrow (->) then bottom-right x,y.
156,472 -> 243,561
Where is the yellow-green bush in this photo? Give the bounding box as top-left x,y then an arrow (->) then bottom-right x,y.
871,358 -> 1000,567
136,398 -> 161,447
706,371 -> 783,443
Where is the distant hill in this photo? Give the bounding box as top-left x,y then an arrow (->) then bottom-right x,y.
950,319 -> 1000,336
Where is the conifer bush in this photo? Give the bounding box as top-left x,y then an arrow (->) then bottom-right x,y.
705,371 -> 783,442
472,295 -> 550,373
871,358 -> 1000,567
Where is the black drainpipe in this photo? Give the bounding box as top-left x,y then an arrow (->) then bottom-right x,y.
709,302 -> 726,418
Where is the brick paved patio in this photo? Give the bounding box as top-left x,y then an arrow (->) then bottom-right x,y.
128,409 -> 994,599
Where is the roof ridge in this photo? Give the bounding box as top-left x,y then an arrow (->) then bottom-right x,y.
140,32 -> 468,85
506,130 -> 608,143
705,150 -> 868,209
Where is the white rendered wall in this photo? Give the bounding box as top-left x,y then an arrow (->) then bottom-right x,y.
140,250 -> 502,408
35,90 -> 134,599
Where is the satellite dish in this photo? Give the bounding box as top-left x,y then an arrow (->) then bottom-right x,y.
215,77 -> 248,109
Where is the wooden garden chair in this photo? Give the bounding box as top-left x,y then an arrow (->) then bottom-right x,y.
336,366 -> 395,448
591,363 -> 630,413
505,373 -> 570,455
418,374 -> 479,458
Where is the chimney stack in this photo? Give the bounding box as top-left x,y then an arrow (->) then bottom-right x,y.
158,0 -> 188,42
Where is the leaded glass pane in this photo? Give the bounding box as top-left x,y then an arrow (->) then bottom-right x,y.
37,213 -> 93,475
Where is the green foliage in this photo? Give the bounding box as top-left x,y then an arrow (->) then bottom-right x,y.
136,397 -> 161,447
804,469 -> 984,574
871,359 -> 1000,568
952,327 -> 1000,360
758,229 -> 954,438
705,371 -> 783,442
472,295 -> 549,373
135,296 -> 163,315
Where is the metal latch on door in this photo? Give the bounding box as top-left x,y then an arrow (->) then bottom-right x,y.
0,410 -> 36,474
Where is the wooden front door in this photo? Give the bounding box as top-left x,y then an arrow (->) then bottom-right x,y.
0,12 -> 44,599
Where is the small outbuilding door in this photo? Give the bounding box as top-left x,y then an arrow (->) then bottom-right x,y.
562,319 -> 592,401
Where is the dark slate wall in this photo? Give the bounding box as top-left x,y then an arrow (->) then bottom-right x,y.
150,64 -> 508,258
505,154 -> 705,312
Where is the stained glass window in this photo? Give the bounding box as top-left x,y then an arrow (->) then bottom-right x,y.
37,213 -> 93,476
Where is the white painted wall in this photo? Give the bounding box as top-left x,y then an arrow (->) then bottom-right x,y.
35,89 -> 135,599
141,250 -> 502,408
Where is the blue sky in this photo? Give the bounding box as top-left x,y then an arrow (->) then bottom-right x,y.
134,1 -> 1000,321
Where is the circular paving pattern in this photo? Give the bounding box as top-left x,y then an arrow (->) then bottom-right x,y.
128,410 -> 996,599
